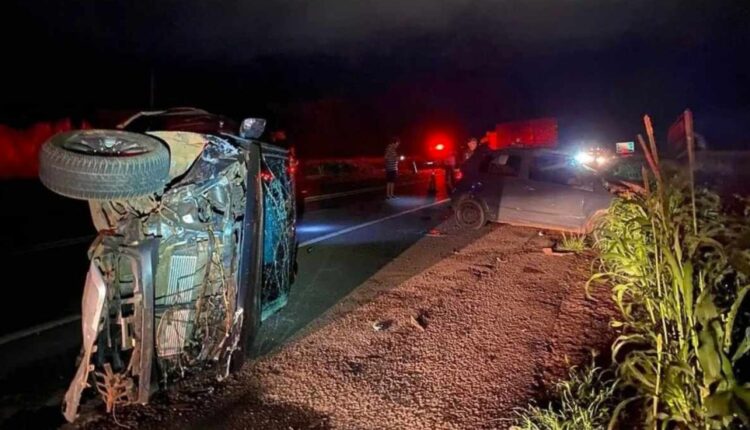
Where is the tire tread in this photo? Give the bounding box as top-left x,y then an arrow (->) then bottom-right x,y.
39,131 -> 170,200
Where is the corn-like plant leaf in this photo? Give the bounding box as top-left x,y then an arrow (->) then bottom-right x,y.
729,249 -> 750,278
695,287 -> 719,326
682,262 -> 694,326
697,321 -> 723,387
732,328 -> 750,364
725,285 -> 750,352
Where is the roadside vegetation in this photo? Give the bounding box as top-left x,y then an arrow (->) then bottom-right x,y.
514,113 -> 750,429
512,358 -> 619,430
558,233 -> 588,254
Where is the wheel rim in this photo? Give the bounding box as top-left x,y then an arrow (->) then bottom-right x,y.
63,134 -> 151,156
460,202 -> 481,226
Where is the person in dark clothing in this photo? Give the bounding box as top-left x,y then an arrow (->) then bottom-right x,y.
459,142 -> 494,184
384,138 -> 400,198
462,137 -> 479,164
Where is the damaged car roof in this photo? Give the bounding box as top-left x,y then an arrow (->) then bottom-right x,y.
119,107 -> 240,136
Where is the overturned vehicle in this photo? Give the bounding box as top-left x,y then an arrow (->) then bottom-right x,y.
38,108 -> 298,422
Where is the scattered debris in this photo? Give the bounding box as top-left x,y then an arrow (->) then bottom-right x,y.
542,247 -> 572,256
184,386 -> 215,397
94,364 -> 136,415
372,320 -> 393,331
537,231 -> 545,236
522,266 -> 544,274
409,316 -> 425,331
469,266 -> 491,278
409,311 -> 430,331
345,360 -> 364,375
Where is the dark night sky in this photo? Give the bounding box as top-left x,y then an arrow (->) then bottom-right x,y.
1,0 -> 749,155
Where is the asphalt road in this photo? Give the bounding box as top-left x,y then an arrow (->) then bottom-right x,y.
0,173 -> 451,428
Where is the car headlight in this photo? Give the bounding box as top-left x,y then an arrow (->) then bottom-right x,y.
574,152 -> 594,165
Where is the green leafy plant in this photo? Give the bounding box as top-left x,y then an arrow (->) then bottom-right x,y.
512,360 -> 618,430
559,233 -> 587,253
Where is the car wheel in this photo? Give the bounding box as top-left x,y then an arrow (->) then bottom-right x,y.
39,130 -> 170,200
455,198 -> 487,230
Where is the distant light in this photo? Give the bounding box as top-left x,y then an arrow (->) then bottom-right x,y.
574,152 -> 594,165
595,156 -> 608,165
435,144 -> 445,151
399,155 -> 405,161
616,141 -> 635,154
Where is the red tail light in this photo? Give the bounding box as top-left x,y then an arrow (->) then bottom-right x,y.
260,170 -> 274,182
454,169 -> 463,181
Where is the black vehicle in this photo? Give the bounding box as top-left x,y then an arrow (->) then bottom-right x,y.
38,108 -> 297,422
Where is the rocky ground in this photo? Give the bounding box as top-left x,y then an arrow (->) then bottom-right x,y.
72,223 -> 616,430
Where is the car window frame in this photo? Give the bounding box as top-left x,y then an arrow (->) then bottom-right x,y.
528,152 -> 593,190
486,152 -> 524,177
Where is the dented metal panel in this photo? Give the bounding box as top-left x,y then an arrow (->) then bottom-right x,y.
62,261 -> 107,422
148,131 -> 207,180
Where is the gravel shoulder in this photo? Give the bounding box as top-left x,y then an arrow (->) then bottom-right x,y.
75,223 -> 616,430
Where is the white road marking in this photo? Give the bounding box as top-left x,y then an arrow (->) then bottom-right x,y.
299,198 -> 449,247
303,178 -> 426,203
0,314 -> 81,346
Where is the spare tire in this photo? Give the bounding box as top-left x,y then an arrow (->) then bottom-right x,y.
39,130 -> 170,200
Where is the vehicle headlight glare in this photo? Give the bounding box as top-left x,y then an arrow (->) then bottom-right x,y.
574,152 -> 594,165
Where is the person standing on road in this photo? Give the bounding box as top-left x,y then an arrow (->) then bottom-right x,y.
384,138 -> 400,199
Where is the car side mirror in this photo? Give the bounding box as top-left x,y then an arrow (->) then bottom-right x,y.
239,118 -> 266,139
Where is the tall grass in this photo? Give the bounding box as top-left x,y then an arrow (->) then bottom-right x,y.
590,115 -> 750,428
511,360 -> 618,430
559,233 -> 587,253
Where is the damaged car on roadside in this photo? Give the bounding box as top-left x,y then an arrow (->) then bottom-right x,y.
38,107 -> 298,422
452,147 -> 613,232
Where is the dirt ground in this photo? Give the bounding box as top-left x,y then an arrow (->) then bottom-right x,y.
73,223 -> 616,430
